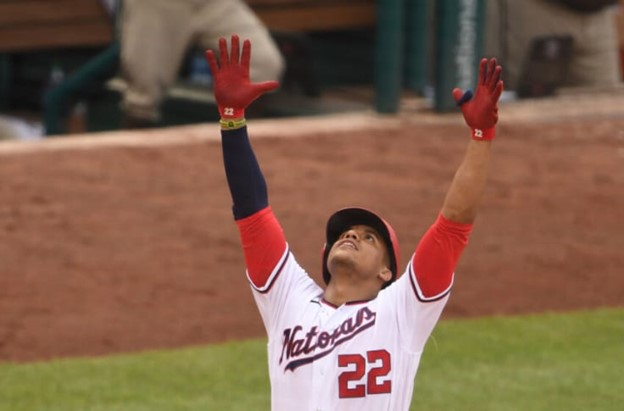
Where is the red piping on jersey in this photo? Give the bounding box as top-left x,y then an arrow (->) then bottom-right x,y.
253,249 -> 290,294
320,298 -> 338,308
320,297 -> 375,308
409,259 -> 453,302
236,206 -> 288,289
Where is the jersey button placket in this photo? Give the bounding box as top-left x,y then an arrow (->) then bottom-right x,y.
311,361 -> 324,409
315,352 -> 333,410
311,319 -> 330,410
309,310 -> 320,409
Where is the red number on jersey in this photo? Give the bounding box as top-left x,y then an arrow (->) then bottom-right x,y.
338,354 -> 366,398
367,349 -> 392,394
338,349 -> 392,398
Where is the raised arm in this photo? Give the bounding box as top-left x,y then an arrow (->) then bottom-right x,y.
206,35 -> 286,287
442,58 -> 503,224
206,34 -> 279,219
411,58 -> 503,299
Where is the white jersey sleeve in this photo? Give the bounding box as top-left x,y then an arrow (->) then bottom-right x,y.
247,245 -> 324,341
379,254 -> 453,352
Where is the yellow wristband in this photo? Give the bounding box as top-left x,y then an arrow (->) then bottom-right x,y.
220,118 -> 247,130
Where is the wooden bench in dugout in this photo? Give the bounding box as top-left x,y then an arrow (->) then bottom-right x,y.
0,0 -> 115,134
0,0 -> 376,134
250,0 -> 376,96
0,0 -> 113,52
249,0 -> 375,32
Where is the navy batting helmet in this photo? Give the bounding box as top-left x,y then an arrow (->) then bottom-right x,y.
322,207 -> 400,289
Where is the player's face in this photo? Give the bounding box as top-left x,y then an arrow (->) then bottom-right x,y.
327,225 -> 392,285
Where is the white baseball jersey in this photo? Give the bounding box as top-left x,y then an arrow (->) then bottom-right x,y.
249,246 -> 451,411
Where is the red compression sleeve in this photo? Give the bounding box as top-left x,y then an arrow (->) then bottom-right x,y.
236,206 -> 287,288
412,214 -> 473,298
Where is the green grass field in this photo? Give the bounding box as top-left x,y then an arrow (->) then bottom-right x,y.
1,308 -> 622,411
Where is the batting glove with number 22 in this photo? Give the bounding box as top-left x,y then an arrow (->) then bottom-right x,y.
452,58 -> 504,141
205,35 -> 279,119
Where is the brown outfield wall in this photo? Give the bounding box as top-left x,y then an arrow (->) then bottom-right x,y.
0,94 -> 623,362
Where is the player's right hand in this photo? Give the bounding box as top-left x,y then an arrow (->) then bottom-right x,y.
205,35 -> 279,119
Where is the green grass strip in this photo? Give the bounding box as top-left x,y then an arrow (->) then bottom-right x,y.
0,308 -> 622,411
414,308 -> 623,410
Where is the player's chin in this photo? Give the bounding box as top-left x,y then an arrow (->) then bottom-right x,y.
327,250 -> 358,270
329,247 -> 357,261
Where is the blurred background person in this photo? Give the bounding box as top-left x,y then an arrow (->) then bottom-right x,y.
119,0 -> 285,128
485,0 -> 622,96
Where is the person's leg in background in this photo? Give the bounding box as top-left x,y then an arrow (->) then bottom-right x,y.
567,7 -> 621,87
120,0 -> 195,127
485,0 -> 621,91
194,0 -> 285,84
485,0 -> 578,92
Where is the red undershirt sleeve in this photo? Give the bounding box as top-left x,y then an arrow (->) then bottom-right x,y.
235,206 -> 287,288
412,213 -> 473,298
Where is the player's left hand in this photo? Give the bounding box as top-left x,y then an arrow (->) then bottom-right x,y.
452,58 -> 503,140
205,34 -> 279,119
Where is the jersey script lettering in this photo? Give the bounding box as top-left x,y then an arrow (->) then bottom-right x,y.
280,306 -> 376,371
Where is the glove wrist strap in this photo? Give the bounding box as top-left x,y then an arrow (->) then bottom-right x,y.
471,127 -> 495,141
220,117 -> 247,130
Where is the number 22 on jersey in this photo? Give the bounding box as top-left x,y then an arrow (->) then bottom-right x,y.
338,349 -> 392,398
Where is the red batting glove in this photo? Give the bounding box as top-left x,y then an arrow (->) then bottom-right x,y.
205,35 -> 279,120
452,58 -> 504,141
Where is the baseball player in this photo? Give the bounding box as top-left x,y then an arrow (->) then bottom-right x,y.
206,35 -> 503,410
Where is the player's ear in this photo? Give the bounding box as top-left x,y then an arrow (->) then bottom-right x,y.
378,267 -> 392,283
